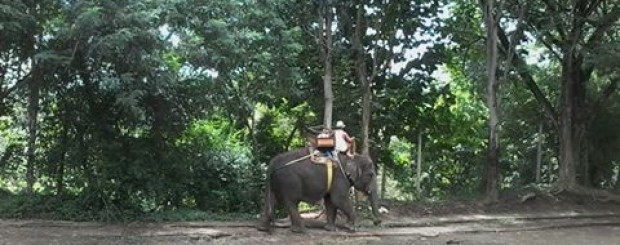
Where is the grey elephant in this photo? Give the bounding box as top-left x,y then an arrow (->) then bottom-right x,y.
257,147 -> 381,233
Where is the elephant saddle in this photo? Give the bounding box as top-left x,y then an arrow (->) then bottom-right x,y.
305,126 -> 335,150
316,132 -> 335,148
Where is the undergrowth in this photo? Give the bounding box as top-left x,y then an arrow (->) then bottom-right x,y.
0,191 -> 255,222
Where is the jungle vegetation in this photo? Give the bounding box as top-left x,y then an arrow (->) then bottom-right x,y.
0,0 -> 619,220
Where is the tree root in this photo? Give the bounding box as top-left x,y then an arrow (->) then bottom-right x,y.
570,185 -> 620,203
520,192 -> 537,203
547,183 -> 620,204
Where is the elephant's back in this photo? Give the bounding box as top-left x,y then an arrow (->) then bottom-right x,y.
268,147 -> 327,202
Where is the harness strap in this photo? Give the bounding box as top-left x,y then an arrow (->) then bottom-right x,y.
337,157 -> 351,185
326,159 -> 333,191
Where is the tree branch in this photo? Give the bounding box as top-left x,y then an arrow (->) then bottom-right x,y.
539,0 -> 567,40
586,3 -> 620,48
368,5 -> 397,84
0,70 -> 32,101
374,46 -> 395,83
537,32 -> 563,60
368,8 -> 384,83
496,25 -> 559,127
540,0 -> 558,11
285,116 -> 302,151
301,24 -> 321,49
504,1 -> 526,72
584,0 -> 602,17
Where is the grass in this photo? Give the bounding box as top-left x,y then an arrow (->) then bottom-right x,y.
140,209 -> 255,222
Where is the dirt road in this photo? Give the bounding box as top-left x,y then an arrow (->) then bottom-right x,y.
1,211 -> 619,245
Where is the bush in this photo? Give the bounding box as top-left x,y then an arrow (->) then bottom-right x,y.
189,149 -> 264,213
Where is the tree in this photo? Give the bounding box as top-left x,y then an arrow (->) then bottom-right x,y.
497,0 -> 620,192
349,0 -> 395,156
481,0 -> 500,202
344,0 -> 444,158
0,0 -> 64,193
0,1 -> 38,116
319,1 -> 335,129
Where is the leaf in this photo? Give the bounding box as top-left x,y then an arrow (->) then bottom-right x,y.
116,89 -> 146,117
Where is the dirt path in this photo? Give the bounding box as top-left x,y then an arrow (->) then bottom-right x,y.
1,211 -> 619,245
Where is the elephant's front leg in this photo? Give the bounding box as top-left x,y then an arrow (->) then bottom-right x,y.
331,194 -> 356,232
323,197 -> 337,231
285,201 -> 305,233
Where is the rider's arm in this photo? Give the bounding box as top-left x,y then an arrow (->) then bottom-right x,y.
343,131 -> 353,143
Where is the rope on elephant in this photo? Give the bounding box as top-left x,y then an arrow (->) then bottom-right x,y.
272,149 -> 320,172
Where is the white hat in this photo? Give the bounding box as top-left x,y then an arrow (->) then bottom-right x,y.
335,120 -> 346,128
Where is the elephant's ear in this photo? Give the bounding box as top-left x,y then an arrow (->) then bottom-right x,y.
345,160 -> 360,182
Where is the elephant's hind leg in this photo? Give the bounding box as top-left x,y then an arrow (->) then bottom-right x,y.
285,201 -> 306,233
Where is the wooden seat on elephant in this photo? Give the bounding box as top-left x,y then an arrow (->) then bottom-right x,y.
305,126 -> 335,151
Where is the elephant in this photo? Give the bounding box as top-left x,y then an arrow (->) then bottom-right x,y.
257,147 -> 381,233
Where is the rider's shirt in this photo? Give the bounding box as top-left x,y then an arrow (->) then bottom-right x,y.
334,129 -> 349,152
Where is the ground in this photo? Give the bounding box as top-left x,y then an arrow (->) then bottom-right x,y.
1,192 -> 619,245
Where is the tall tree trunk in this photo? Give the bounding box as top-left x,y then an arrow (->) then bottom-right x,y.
321,7 -> 334,130
25,74 -> 40,193
557,54 -> 586,191
380,166 -> 387,199
56,127 -> 67,195
583,139 -> 590,187
416,132 -> 423,196
313,3 -> 336,220
352,2 -> 388,156
360,69 -> 371,156
482,0 -> 500,202
536,123 -> 543,183
354,4 -> 372,156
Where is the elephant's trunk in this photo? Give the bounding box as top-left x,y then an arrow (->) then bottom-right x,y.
368,175 -> 382,225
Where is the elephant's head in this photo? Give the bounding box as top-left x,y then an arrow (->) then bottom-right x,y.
344,155 -> 374,192
344,154 -> 382,225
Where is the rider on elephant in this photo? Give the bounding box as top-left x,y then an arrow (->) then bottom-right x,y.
307,121 -> 354,161
333,120 -> 354,159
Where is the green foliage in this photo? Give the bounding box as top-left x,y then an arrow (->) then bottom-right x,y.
1,0 -> 620,222
178,117 -> 265,213
385,63 -> 487,200
253,102 -> 315,164
0,191 -> 111,221
587,100 -> 620,188
0,190 -> 254,222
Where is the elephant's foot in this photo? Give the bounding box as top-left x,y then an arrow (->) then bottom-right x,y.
256,223 -> 271,232
373,219 -> 382,226
256,217 -> 272,232
342,223 -> 357,233
256,220 -> 272,232
324,223 -> 337,232
290,225 -> 306,234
